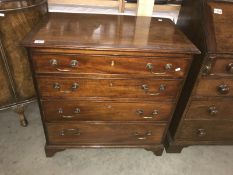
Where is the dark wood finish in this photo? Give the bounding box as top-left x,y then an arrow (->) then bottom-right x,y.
0,0 -> 48,126
22,12 -> 198,157
22,13 -> 198,54
37,77 -> 182,100
46,123 -> 166,145
32,54 -> 190,78
195,78 -> 233,97
44,145 -> 65,157
185,99 -> 233,120
211,57 -> 233,76
145,145 -> 164,156
166,0 -> 233,153
208,2 -> 233,53
43,100 -> 174,122
176,120 -> 233,141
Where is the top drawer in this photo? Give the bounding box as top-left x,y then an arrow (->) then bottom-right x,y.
32,54 -> 190,78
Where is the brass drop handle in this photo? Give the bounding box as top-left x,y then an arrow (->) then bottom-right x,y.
217,84 -> 230,95
136,109 -> 159,119
60,128 -> 81,136
146,63 -> 166,75
226,63 -> 233,74
49,59 -> 79,72
197,129 -> 206,137
134,131 -> 152,140
208,106 -> 218,116
53,82 -> 79,93
58,108 -> 80,119
141,84 -> 166,96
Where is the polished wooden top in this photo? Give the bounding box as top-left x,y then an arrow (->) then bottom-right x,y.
207,1 -> 233,54
22,13 -> 199,54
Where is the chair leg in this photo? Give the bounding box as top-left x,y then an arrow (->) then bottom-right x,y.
13,104 -> 28,127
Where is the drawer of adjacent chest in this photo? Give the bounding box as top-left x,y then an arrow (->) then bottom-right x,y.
185,99 -> 233,120
176,120 -> 233,141
209,58 -> 233,76
32,54 -> 189,78
37,77 -> 182,100
46,123 -> 166,145
42,100 -> 174,122
195,78 -> 233,97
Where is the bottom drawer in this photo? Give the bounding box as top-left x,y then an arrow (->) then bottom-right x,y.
46,123 -> 166,145
177,120 -> 233,141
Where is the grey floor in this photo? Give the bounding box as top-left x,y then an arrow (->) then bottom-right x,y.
0,102 -> 232,175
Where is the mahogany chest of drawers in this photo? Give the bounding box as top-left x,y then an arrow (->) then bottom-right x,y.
166,0 -> 233,153
22,13 -> 198,157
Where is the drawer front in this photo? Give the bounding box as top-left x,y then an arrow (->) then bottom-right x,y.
211,58 -> 233,76
37,77 -> 182,99
33,54 -> 189,78
177,120 -> 233,141
42,100 -> 174,122
185,99 -> 233,120
195,79 -> 233,97
46,123 -> 166,145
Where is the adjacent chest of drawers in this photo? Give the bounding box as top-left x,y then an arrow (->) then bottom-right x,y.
22,13 -> 198,157
166,0 -> 233,153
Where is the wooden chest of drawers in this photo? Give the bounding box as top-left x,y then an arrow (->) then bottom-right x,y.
166,0 -> 233,153
22,13 -> 198,157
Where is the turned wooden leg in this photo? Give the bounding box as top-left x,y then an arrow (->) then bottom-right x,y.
13,104 -> 28,127
145,145 -> 164,156
45,145 -> 65,157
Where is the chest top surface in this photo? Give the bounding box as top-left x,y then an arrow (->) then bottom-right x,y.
22,12 -> 199,54
206,1 -> 233,54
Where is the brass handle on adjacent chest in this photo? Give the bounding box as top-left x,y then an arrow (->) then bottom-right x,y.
202,65 -> 211,76
134,131 -> 152,140
50,59 -> 79,72
197,129 -> 206,137
60,128 -> 81,136
136,109 -> 159,119
146,63 -> 173,75
53,82 -> 79,93
226,63 -> 233,74
141,84 -> 166,96
217,84 -> 230,95
208,106 -> 218,116
58,108 -> 81,119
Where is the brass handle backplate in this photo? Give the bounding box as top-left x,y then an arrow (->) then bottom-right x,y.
134,131 -> 152,140
202,65 -> 211,76
53,82 -> 79,93
60,128 -> 81,136
217,84 -> 230,95
197,129 -> 206,137
226,63 -> 233,74
136,109 -> 159,119
49,59 -> 79,72
208,106 -> 218,116
141,84 -> 166,96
